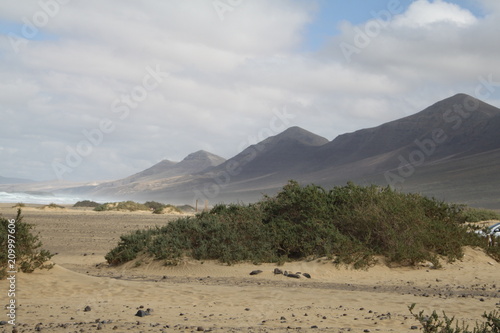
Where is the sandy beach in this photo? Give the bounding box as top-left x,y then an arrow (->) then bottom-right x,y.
1,204 -> 499,332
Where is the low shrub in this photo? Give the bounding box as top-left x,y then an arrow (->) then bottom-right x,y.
0,209 -> 54,279
461,208 -> 500,222
41,203 -> 65,209
73,200 -> 101,208
409,304 -> 500,333
105,181 -> 497,268
94,201 -> 149,212
144,201 -> 165,214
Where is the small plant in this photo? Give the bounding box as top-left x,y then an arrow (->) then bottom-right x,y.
42,203 -> 65,209
93,201 -> 149,212
143,201 -> 183,214
409,303 -> 500,333
11,203 -> 25,208
461,208 -> 500,222
144,201 -> 166,214
73,200 -> 101,208
0,209 -> 54,279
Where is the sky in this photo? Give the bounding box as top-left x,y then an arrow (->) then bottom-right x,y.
1,0 -> 500,182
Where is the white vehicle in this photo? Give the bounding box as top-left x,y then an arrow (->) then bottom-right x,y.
475,222 -> 500,238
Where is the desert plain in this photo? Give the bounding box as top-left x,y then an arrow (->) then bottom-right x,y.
0,203 -> 499,333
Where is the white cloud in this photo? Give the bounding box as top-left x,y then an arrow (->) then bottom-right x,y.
0,0 -> 499,182
392,0 -> 478,28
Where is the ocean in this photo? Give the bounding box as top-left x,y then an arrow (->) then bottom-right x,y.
0,191 -> 84,205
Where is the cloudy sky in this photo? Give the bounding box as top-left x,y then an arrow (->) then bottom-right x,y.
1,0 -> 500,182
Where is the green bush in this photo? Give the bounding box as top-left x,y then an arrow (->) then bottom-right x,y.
105,181 -> 497,268
42,203 -> 65,209
461,208 -> 500,222
93,201 -> 149,212
0,209 -> 54,279
144,201 -> 165,214
409,304 -> 500,333
73,200 -> 101,208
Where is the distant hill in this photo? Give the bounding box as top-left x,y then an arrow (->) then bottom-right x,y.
56,94 -> 500,208
87,150 -> 226,197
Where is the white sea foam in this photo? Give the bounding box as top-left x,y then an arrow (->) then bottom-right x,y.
0,191 -> 83,205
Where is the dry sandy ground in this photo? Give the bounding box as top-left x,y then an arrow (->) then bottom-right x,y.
0,204 -> 499,333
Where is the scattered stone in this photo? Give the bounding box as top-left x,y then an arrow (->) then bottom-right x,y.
303,273 -> 311,279
250,270 -> 263,275
286,273 -> 301,279
84,306 -> 92,312
411,326 -> 419,330
0,321 -> 7,325
273,268 -> 283,275
311,325 -> 318,329
135,310 -> 150,317
197,327 -> 205,332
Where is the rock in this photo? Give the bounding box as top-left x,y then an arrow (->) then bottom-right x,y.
286,273 -> 301,279
135,310 -> 150,317
0,321 -> 7,325
273,268 -> 283,275
303,273 -> 311,279
84,305 -> 92,312
249,270 -> 263,275
311,325 -> 318,329
197,327 -> 205,331
411,326 -> 419,330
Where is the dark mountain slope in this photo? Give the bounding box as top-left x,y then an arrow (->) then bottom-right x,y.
317,93 -> 500,169
207,126 -> 329,180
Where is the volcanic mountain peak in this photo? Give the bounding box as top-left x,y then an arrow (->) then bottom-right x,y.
260,126 -> 329,147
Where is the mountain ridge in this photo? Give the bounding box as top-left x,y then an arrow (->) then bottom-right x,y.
43,93 -> 500,208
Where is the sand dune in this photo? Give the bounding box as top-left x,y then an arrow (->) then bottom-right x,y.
0,205 -> 499,332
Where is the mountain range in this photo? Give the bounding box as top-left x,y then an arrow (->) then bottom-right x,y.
4,93 -> 500,208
